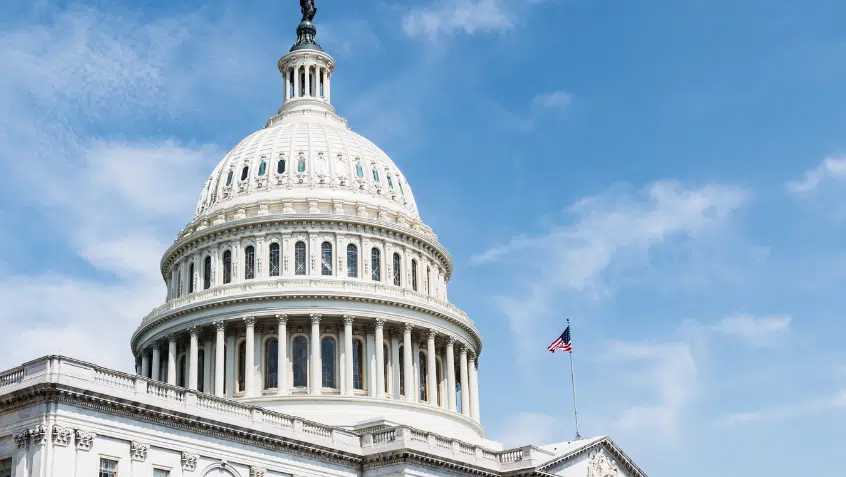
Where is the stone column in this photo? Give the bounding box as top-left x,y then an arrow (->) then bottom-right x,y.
403,324 -> 413,401
244,317 -> 256,397
151,343 -> 161,381
293,64 -> 300,98
225,333 -> 236,397
319,67 -> 325,98
203,336 -> 213,392
446,338 -> 457,412
167,336 -> 177,386
344,315 -> 354,396
310,314 -> 322,394
284,66 -> 291,101
304,63 -> 311,97
375,319 -> 385,398
325,71 -> 331,102
366,326 -> 376,397
427,331 -> 437,405
214,322 -> 225,397
141,351 -> 150,378
470,354 -> 481,422
188,327 -> 199,390
277,315 -> 288,395
459,346 -> 470,417
412,340 -> 421,400
391,330 -> 401,399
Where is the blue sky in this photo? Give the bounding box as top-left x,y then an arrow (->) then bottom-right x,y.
1,0 -> 845,476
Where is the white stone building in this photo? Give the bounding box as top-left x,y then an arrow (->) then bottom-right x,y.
0,5 -> 649,477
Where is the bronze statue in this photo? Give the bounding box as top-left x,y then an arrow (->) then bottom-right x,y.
300,0 -> 317,22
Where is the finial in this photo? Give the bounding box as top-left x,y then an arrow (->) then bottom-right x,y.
300,0 -> 317,22
291,0 -> 322,52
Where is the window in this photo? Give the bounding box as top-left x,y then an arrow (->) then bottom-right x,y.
0,458 -> 11,477
353,339 -> 364,390
237,341 -> 246,392
244,245 -> 255,280
322,337 -> 336,388
371,248 -> 381,281
347,244 -> 358,278
277,158 -> 286,174
154,469 -> 170,477
411,259 -> 418,291
393,253 -> 402,287
99,458 -> 118,477
223,250 -> 232,284
419,351 -> 428,401
240,166 -> 249,181
258,161 -> 267,176
295,241 -> 306,275
204,256 -> 212,290
399,346 -> 405,396
177,267 -> 183,297
399,181 -> 405,196
266,339 -> 279,389
198,349 -> 205,392
188,263 -> 195,294
355,163 -> 364,178
321,242 -> 333,276
387,175 -> 394,189
372,168 -> 380,183
293,336 -> 308,387
226,170 -> 233,186
297,156 -> 306,173
269,243 -> 280,277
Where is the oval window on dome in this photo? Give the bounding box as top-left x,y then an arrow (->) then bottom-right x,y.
240,166 -> 249,181
372,168 -> 380,183
355,163 -> 364,178
226,171 -> 233,186
277,159 -> 286,174
297,157 -> 306,173
398,181 -> 405,196
258,161 -> 267,177
387,175 -> 394,189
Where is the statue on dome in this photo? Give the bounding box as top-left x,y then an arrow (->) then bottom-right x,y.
300,0 -> 317,22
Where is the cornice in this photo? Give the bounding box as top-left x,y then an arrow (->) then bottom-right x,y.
363,451 -> 499,477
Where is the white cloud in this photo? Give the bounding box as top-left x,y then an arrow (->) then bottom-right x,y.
788,156 -> 846,194
718,390 -> 846,426
403,0 -> 517,39
532,91 -> 572,109
494,412 -> 565,447
710,314 -> 791,348
319,19 -> 381,57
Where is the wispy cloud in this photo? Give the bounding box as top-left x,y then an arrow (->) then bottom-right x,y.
402,0 -> 517,39
710,314 -> 791,348
718,390 -> 846,426
532,91 -> 572,109
788,156 -> 846,194
494,412 -> 565,447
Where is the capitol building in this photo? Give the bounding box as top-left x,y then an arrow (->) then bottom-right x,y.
0,4 -> 648,477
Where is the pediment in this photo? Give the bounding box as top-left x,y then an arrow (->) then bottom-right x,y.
539,441 -> 642,477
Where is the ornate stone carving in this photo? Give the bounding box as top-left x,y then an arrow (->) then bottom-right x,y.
215,321 -> 226,332
234,208 -> 247,220
258,202 -> 270,216
244,316 -> 256,327
130,441 -> 149,461
374,318 -> 385,329
404,323 -> 413,334
309,200 -> 320,214
75,429 -> 96,451
428,329 -> 437,340
343,315 -> 354,326
250,466 -> 267,477
277,313 -> 289,325
586,449 -> 619,477
52,425 -> 73,447
30,425 -> 47,446
283,201 -> 295,214
357,205 -> 367,217
333,200 -> 344,215
13,431 -> 28,449
310,313 -> 322,325
181,452 -> 199,471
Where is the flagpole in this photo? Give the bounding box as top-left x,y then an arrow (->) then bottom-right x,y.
567,319 -> 581,439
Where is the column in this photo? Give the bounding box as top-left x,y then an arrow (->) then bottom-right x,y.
403,324 -> 413,401
375,319 -> 385,398
215,322 -> 225,397
151,343 -> 161,381
459,346 -> 470,417
427,331 -> 437,405
344,315 -> 354,396
167,336 -> 177,386
391,330 -> 401,399
325,71 -> 331,102
244,317 -> 255,397
310,314 -> 322,394
277,315 -> 289,395
470,354 -> 481,422
446,338 -> 457,412
366,327 -> 376,397
203,336 -> 213,392
188,327 -> 199,390
141,351 -> 150,378
225,333 -> 236,397
319,67 -> 325,98
412,341 -> 421,400
339,323 -> 346,393
304,63 -> 311,97
293,65 -> 300,98
284,66 -> 291,101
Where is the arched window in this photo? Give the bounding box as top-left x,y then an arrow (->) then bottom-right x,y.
177,267 -> 183,297
188,262 -> 195,294
387,175 -> 394,189
384,344 -> 390,393
426,266 -> 431,295
372,168 -> 380,183
178,355 -> 187,388
226,170 -> 233,186
269,243 -> 280,277
355,163 -> 364,178
237,341 -> 246,393
353,339 -> 364,390
292,336 -> 308,387
419,351 -> 428,402
265,338 -> 279,389
244,245 -> 255,280
371,248 -> 381,281
198,349 -> 205,392
223,251 -> 232,284
240,166 -> 249,181
297,156 -> 306,173
203,256 -> 212,290
258,161 -> 267,177
347,244 -> 358,278
399,346 -> 405,397
277,158 -> 286,174
295,241 -> 306,275
399,181 -> 405,197
393,253 -> 402,287
320,242 -> 332,276
411,260 -> 418,292
321,337 -> 336,388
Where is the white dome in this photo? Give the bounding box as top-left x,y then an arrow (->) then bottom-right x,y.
194,111 -> 420,221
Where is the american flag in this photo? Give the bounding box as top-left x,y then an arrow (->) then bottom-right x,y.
548,326 -> 572,353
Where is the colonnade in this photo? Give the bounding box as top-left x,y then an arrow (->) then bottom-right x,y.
137,315 -> 481,423
282,61 -> 331,103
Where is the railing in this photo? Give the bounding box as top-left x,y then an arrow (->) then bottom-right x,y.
499,449 -> 525,464
262,412 -> 295,430
141,277 -> 472,326
94,369 -> 135,391
459,443 -> 475,456
481,449 -> 498,461
434,435 -> 451,450
302,421 -> 332,439
197,394 -> 251,418
410,430 -> 427,443
147,381 -> 186,402
0,367 -> 24,389
372,429 -> 396,444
